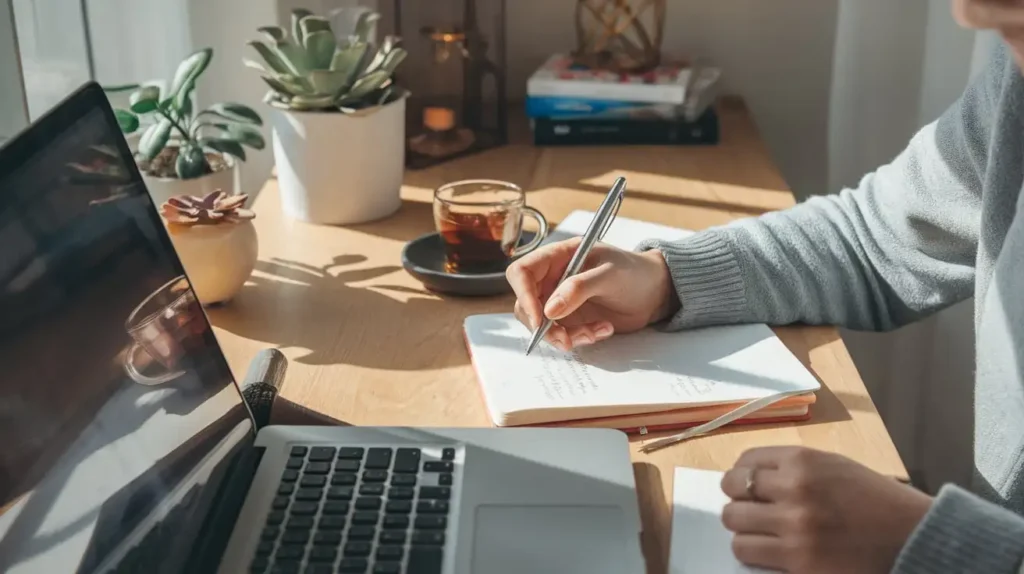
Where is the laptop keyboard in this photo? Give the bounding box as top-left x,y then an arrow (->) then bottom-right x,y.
250,446 -> 458,574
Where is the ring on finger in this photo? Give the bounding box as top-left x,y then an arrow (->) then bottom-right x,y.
744,467 -> 759,501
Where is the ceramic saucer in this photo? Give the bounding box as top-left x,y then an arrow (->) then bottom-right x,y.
401,231 -> 537,297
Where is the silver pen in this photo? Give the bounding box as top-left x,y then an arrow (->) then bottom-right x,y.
525,176 -> 626,355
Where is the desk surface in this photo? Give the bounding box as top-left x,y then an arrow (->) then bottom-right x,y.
206,99 -> 906,574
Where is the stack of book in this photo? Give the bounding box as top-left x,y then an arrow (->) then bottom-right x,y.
526,54 -> 720,146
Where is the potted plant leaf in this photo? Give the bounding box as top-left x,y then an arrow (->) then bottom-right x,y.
160,190 -> 258,305
112,48 -> 266,206
246,7 -> 408,225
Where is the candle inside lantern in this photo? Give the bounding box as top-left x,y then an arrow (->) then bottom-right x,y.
423,107 -> 456,132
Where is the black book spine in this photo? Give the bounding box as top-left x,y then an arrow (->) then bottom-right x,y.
532,110 -> 719,146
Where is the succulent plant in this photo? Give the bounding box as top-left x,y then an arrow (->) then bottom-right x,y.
160,190 -> 255,228
110,49 -> 266,180
246,8 -> 408,113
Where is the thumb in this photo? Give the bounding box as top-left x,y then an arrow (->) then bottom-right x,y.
544,265 -> 608,320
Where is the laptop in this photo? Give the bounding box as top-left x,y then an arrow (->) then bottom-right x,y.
0,82 -> 645,574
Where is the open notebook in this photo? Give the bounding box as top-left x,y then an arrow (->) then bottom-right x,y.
462,211 -> 820,430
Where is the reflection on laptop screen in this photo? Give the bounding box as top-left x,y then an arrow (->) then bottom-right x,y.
0,86 -> 252,573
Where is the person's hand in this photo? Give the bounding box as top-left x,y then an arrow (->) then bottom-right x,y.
953,0 -> 1024,68
505,237 -> 679,351
720,446 -> 932,574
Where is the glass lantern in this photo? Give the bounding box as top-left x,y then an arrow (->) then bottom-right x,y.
387,0 -> 507,169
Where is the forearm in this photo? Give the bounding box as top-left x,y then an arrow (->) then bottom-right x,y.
893,484 -> 1024,574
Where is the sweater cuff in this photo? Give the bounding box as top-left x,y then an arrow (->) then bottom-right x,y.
635,230 -> 747,330
894,484 -> 1024,574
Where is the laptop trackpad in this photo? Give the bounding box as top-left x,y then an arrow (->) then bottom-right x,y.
470,505 -> 631,574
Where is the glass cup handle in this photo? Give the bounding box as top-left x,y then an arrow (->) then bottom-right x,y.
512,207 -> 549,258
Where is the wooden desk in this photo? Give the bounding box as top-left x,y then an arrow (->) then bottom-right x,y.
207,99 -> 905,574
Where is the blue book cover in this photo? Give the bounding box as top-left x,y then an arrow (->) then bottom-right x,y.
525,95 -> 682,120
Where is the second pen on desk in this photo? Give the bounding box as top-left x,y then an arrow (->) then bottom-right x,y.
525,176 -> 627,355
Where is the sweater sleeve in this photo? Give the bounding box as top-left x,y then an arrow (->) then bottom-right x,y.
637,46 -> 1006,332
893,484 -> 1024,574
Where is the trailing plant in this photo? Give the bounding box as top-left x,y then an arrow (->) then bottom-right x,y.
111,48 -> 266,179
246,8 -> 408,113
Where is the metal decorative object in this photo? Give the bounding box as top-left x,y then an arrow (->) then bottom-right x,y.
573,0 -> 666,73
390,0 -> 507,169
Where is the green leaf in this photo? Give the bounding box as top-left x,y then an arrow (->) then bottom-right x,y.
129,86 -> 160,114
304,31 -> 336,70
208,102 -> 263,125
260,76 -> 300,97
330,42 -> 369,84
114,109 -> 140,133
289,94 -> 336,110
258,25 -> 286,43
248,40 -> 299,76
104,83 -> 141,93
175,144 -> 209,179
378,47 -> 406,75
243,58 -> 267,73
338,70 -> 390,104
228,123 -> 266,150
168,48 -> 213,102
139,118 -> 173,161
200,137 -> 246,162
275,41 -> 309,74
175,80 -> 196,114
352,11 -> 380,43
300,16 -> 332,41
307,69 -> 353,96
291,8 -> 313,47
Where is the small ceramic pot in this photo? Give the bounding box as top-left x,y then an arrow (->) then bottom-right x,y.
166,219 -> 258,305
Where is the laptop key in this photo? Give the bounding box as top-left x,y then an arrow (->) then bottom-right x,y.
256,540 -> 274,555
275,545 -> 305,560
385,500 -> 412,514
438,473 -> 453,486
323,501 -> 350,515
365,448 -> 393,469
388,486 -> 414,500
335,459 -> 361,472
304,461 -> 330,475
282,530 -> 310,544
309,546 -> 337,562
411,531 -> 445,545
393,448 -> 421,473
281,469 -> 299,482
250,556 -> 269,572
295,488 -> 323,501
286,457 -> 304,470
374,562 -> 401,574
359,483 -> 384,496
286,516 -> 314,530
277,483 -> 294,496
415,515 -> 447,529
442,448 -> 456,461
355,496 -> 382,510
383,515 -> 409,529
304,565 -> 333,574
423,461 -> 453,472
344,541 -> 372,556
417,500 -> 449,514
418,486 -> 450,500
391,473 -> 416,486
261,526 -> 280,540
290,446 -> 307,457
338,447 -> 365,460
408,546 -> 444,574
380,531 -> 406,544
309,446 -> 336,461
348,525 -> 375,540
267,510 -> 286,525
290,501 -> 319,516
338,557 -> 369,573
352,511 -> 379,525
272,496 -> 290,510
332,472 -> 358,486
271,562 -> 300,574
300,475 -> 326,488
314,530 -> 342,545
363,469 -> 388,483
319,515 -> 346,530
327,486 -> 354,500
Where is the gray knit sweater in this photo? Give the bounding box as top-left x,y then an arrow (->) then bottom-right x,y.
640,43 -> 1024,572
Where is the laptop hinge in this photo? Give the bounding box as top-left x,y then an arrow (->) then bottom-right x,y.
187,444 -> 265,574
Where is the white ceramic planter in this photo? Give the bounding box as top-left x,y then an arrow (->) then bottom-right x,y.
271,96 -> 406,225
141,154 -> 238,206
166,220 -> 258,305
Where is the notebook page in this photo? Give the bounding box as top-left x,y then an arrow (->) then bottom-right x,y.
670,467 -> 777,574
464,314 -> 820,426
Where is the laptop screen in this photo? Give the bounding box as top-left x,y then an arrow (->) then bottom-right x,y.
0,85 -> 252,573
